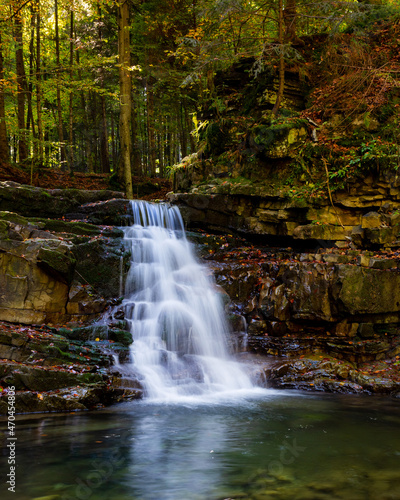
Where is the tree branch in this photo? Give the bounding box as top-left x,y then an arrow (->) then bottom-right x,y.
0,0 -> 34,23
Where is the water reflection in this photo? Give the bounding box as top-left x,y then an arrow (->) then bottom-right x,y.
1,394 -> 400,500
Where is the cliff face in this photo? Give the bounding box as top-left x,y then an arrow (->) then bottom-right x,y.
171,18 -> 400,247
0,183 -> 141,413
168,25 -> 400,396
0,181 -> 399,407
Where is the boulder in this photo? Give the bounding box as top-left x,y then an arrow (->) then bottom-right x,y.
0,181 -> 124,218
361,211 -> 381,229
338,265 -> 400,315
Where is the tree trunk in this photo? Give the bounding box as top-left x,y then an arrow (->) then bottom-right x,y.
27,7 -> 36,154
55,0 -> 66,169
76,44 -> 93,173
118,0 -> 133,198
98,7 -> 110,174
283,0 -> 297,42
36,3 -> 43,165
146,83 -> 156,177
131,92 -> 142,176
111,111 -> 117,172
13,1 -> 28,162
68,8 -> 74,171
272,0 -> 285,117
0,31 -> 9,163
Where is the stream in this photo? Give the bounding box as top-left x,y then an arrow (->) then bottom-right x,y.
1,201 -> 400,499
1,393 -> 400,500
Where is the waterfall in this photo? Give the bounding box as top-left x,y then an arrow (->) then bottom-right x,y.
122,200 -> 256,402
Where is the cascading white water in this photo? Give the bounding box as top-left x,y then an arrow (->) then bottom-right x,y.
122,200 -> 255,401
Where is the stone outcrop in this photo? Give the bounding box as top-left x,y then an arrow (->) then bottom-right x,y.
0,180 -> 124,218
170,168 -> 400,248
0,183 -> 138,413
0,183 -> 131,326
0,322 -> 141,414
197,232 -> 400,395
0,212 -> 128,325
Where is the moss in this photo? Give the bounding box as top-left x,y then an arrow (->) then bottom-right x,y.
108,329 -> 133,346
203,122 -> 227,157
0,220 -> 9,239
0,211 -> 29,226
72,238 -> 125,298
37,246 -> 76,284
58,325 -> 108,341
32,219 -> 101,236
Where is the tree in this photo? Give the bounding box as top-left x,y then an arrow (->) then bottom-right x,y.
0,30 -> 9,163
13,0 -> 28,162
272,0 -> 284,116
118,0 -> 134,198
55,0 -> 66,169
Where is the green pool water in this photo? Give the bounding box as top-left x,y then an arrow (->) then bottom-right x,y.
1,391 -> 400,500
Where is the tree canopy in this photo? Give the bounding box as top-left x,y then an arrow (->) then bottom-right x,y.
1,0 -> 400,195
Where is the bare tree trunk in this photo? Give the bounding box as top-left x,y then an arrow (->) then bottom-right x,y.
68,8 -> 74,171
157,125 -> 163,177
131,92 -> 142,176
111,111 -> 117,171
76,44 -> 93,172
272,0 -> 285,117
283,0 -> 297,42
55,0 -> 66,169
36,2 -> 43,165
98,7 -> 110,174
118,0 -> 133,198
0,31 -> 9,163
178,103 -> 188,158
13,1 -> 28,162
146,83 -> 156,177
184,103 -> 195,153
27,7 -> 36,155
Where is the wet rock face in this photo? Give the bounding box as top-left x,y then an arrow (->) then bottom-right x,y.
201,237 -> 400,394
170,168 -> 400,249
0,181 -> 125,218
0,322 -> 141,414
0,216 -> 124,325
0,185 -> 131,325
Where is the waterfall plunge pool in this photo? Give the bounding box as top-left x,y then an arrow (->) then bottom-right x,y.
1,393 -> 399,500
2,202 -> 399,499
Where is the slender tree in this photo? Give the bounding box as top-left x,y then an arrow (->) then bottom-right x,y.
68,6 -> 74,170
0,31 -> 9,163
36,0 -> 43,164
55,0 -> 66,169
13,0 -> 28,162
272,0 -> 284,116
118,0 -> 133,198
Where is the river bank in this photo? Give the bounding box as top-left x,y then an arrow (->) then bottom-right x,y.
0,182 -> 399,415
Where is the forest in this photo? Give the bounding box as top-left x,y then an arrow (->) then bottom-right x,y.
1,0 -> 400,198
1,3 -> 400,498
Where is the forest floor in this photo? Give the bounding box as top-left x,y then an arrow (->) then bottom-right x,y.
0,160 -> 172,200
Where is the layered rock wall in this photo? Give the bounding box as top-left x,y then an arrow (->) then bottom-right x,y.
170,168 -> 400,248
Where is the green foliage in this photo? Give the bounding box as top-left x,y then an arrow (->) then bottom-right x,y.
345,4 -> 400,33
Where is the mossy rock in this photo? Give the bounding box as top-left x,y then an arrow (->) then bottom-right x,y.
72,237 -> 127,298
109,328 -> 133,346
0,181 -> 124,218
338,265 -> 400,315
0,211 -> 29,226
58,325 -> 108,342
37,246 -> 76,285
251,120 -> 308,159
0,220 -> 9,239
31,219 -> 102,236
0,363 -> 103,392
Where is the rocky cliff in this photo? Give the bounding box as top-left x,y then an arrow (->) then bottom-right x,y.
0,182 -> 140,413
